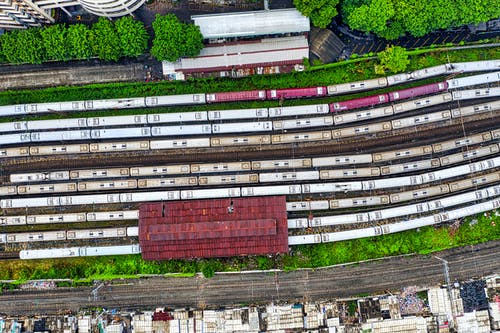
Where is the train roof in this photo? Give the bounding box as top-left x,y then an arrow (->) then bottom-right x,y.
139,196 -> 289,260
192,9 -> 310,39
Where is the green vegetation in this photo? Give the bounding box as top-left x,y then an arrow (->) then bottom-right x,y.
341,0 -> 500,39
376,45 -> 410,74
293,0 -> 340,28
1,211 -> 498,284
0,17 -> 148,64
151,14 -> 204,62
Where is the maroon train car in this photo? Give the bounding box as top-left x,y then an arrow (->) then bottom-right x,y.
206,90 -> 266,103
329,93 -> 389,112
388,82 -> 448,101
266,86 -> 327,100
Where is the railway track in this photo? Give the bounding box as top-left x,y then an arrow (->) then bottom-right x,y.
1,240 -> 498,316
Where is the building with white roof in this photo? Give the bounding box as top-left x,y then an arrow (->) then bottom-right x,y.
192,8 -> 310,40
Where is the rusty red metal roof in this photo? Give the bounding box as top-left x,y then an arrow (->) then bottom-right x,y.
139,196 -> 289,260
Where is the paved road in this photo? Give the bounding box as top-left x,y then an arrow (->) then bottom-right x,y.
1,240 -> 498,316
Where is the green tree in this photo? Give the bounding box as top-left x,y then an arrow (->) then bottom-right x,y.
293,0 -> 339,28
377,45 -> 409,73
115,16 -> 149,58
0,29 -> 45,64
90,17 -> 122,61
344,0 -> 395,36
67,24 -> 93,59
151,14 -> 204,62
40,24 -> 69,61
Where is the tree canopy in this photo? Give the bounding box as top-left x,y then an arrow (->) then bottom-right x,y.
293,0 -> 340,28
342,0 -> 500,39
376,46 -> 409,73
151,14 -> 204,62
66,24 -> 93,60
90,17 -> 122,62
115,16 -> 149,58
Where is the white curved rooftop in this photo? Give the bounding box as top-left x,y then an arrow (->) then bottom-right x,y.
192,8 -> 310,39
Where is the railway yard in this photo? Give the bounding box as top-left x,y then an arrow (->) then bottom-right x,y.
0,59 -> 499,262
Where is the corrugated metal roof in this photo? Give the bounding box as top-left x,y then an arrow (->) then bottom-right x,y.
192,9 -> 310,39
139,196 -> 288,260
163,36 -> 309,75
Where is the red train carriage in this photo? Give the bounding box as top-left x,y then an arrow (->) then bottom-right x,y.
329,93 -> 389,112
266,86 -> 327,100
206,90 -> 266,103
388,82 -> 448,101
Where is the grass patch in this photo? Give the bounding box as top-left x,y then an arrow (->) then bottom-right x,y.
1,210 -> 498,285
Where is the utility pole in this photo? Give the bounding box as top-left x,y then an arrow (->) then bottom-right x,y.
434,255 -> 456,331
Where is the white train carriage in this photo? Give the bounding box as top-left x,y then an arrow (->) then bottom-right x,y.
302,182 -> 363,194
130,164 -> 190,176
89,98 -> 146,110
20,247 -> 81,259
30,144 -> 89,155
288,234 -> 322,245
428,187 -> 496,211
437,198 -> 500,222
440,144 -> 499,166
452,87 -> 500,100
20,244 -> 141,259
319,167 -> 380,179
259,171 -> 319,183
212,122 -> 272,134
180,188 -> 241,199
0,133 -> 31,145
70,168 -> 129,179
191,161 -> 251,173
77,180 -> 137,191
287,218 -> 309,229
307,212 -> 371,227
145,94 -> 206,106
329,195 -> 390,208
27,118 -> 87,131
210,135 -> 271,146
127,226 -> 139,237
327,77 -> 388,95
391,111 -> 451,129
150,138 -> 211,150
447,71 -> 500,89
409,64 -> 451,81
332,122 -> 392,138
86,210 -> 139,221
432,131 -> 493,152
252,158 -> 312,170
368,203 -> 431,222
17,183 -> 77,194
1,196 -> 70,208
198,174 -> 259,185
27,213 -> 86,224
273,116 -> 333,130
450,60 -> 500,73
137,177 -> 197,188
272,131 -> 331,144
390,184 -> 450,203
10,171 -> 70,183
152,124 -> 211,136
208,108 -> 268,120
89,141 -> 149,152
128,191 -> 180,202
0,216 -> 26,225
5,231 -> 66,243
372,145 -> 432,162
66,227 -> 127,240
320,227 -> 380,243
0,146 -> 30,157
91,127 -> 151,139
381,159 -> 440,175
30,130 -> 91,142
286,200 -> 330,212
241,185 -> 301,196
451,100 -> 500,118
0,121 -> 28,132
448,172 -> 500,192
268,104 -> 329,118
147,111 -> 207,123
312,154 -> 372,167
87,115 -> 148,127
333,106 -> 393,125
392,93 -> 452,114
386,73 -> 412,86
